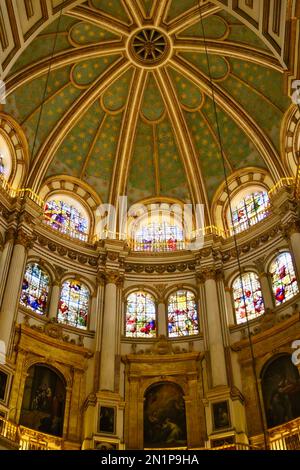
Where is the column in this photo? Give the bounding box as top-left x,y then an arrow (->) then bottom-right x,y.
0,229 -> 15,307
259,272 -> 274,310
158,301 -> 167,336
48,281 -> 61,320
200,269 -> 227,387
0,230 -> 29,356
256,257 -> 274,310
289,223 -> 300,280
224,285 -> 235,325
99,273 -> 121,392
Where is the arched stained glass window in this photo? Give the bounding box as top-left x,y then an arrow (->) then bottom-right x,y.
57,280 -> 89,329
0,133 -> 13,180
20,263 -> 50,315
270,252 -> 299,306
135,221 -> 184,252
44,199 -> 88,240
0,154 -> 4,175
125,291 -> 156,338
233,272 -> 265,324
231,191 -> 269,233
168,290 -> 199,337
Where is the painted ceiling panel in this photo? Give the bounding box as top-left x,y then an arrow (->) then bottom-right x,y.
157,117 -> 191,202
102,68 -> 134,112
168,67 -> 203,110
84,113 -> 124,202
201,97 -> 266,172
90,0 -> 131,24
70,21 -> 120,45
178,15 -> 228,40
72,55 -> 122,87
141,73 -> 165,122
166,0 -> 199,23
127,119 -> 156,205
47,100 -> 106,179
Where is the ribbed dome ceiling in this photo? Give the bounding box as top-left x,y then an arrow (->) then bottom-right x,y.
4,0 -> 290,219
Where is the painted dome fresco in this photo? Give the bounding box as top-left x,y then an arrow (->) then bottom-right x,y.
3,0 -> 291,219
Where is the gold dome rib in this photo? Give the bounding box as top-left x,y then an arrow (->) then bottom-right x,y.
173,39 -> 282,72
5,41 -> 125,96
123,0 -> 144,27
153,0 -> 169,26
69,5 -> 131,36
170,55 -> 287,182
154,66 -> 211,223
27,57 -> 130,192
108,67 -> 147,208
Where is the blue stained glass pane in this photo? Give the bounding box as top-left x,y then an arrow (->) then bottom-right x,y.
168,290 -> 199,337
125,291 -> 156,338
57,280 -> 89,329
0,155 -> 4,175
135,221 -> 184,252
270,252 -> 299,306
20,263 -> 49,315
233,272 -> 265,324
44,200 -> 88,240
232,191 -> 269,233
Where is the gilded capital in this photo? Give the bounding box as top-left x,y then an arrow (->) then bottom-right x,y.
104,271 -> 124,286
16,229 -> 33,248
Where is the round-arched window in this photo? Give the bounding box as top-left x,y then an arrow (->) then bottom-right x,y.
44,196 -> 89,241
167,290 -> 199,337
230,190 -> 269,234
57,280 -> 89,329
125,291 -> 156,338
232,272 -> 265,324
20,263 -> 50,315
269,252 -> 299,306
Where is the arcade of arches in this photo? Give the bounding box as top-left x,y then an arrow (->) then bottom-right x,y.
1,0 -> 300,451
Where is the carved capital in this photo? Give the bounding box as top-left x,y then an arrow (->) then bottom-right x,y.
202,268 -> 217,281
104,271 -> 124,286
5,227 -> 16,243
16,228 -> 33,248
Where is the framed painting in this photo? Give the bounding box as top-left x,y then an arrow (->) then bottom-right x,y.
95,441 -> 118,450
99,406 -> 116,434
0,370 -> 9,403
212,401 -> 231,430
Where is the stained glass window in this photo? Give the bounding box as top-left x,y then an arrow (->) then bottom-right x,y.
44,199 -> 88,240
168,290 -> 199,337
0,155 -> 4,175
57,280 -> 89,329
233,272 -> 265,324
125,291 -> 156,338
135,221 -> 184,252
231,191 -> 269,233
20,263 -> 50,315
270,252 -> 299,306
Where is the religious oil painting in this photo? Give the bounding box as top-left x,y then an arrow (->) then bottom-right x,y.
212,401 -> 231,430
144,382 -> 187,448
19,365 -> 66,437
95,441 -> 118,450
0,370 -> 8,402
262,355 -> 300,428
99,406 -> 116,434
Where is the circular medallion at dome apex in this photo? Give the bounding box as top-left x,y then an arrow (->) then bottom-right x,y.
128,28 -> 171,67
